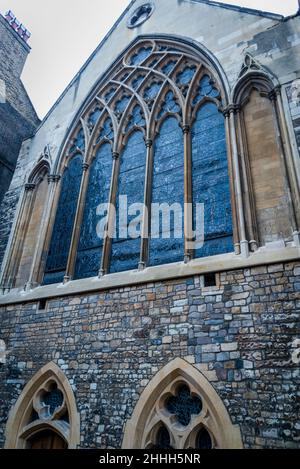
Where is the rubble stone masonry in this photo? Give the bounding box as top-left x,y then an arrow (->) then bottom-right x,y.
0,262 -> 299,449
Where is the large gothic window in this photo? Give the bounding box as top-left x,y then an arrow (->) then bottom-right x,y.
41,39 -> 234,284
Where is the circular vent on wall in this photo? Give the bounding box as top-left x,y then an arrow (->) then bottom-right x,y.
127,2 -> 155,29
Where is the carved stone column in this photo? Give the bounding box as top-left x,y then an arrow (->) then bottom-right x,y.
270,86 -> 300,246
26,175 -> 61,289
224,105 -> 249,257
139,139 -> 153,270
236,108 -> 258,252
182,125 -> 193,263
223,108 -> 240,255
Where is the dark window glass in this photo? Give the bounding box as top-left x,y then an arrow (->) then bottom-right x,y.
196,428 -> 212,449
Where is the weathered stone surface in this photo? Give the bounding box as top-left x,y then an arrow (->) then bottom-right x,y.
0,263 -> 299,449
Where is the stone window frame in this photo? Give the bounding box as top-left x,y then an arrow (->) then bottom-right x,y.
122,357 -> 243,449
5,362 -> 80,449
0,153 -> 51,292
36,37 -> 236,285
231,69 -> 300,251
127,2 -> 155,29
1,35 -> 298,296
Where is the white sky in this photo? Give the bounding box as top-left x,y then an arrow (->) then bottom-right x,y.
0,0 -> 298,118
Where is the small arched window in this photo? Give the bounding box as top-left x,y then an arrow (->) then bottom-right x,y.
123,358 -> 243,449
5,362 -> 80,449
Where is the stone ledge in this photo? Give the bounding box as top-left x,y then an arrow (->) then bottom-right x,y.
0,245 -> 299,306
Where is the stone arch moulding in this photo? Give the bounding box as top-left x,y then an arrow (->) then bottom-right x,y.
0,152 -> 51,292
52,33 -> 230,175
232,67 -> 300,247
37,32 -> 237,284
5,362 -> 80,449
122,358 -> 243,449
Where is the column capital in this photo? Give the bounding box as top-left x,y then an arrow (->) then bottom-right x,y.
48,174 -> 61,184
268,85 -> 281,102
24,183 -> 36,192
112,152 -> 119,161
82,162 -> 90,172
182,124 -> 190,135
146,139 -> 153,148
223,104 -> 240,117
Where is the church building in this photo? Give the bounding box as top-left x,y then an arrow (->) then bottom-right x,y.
0,0 -> 300,449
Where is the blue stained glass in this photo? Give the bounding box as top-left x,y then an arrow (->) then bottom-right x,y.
104,88 -> 117,102
193,75 -> 220,106
75,144 -> 113,279
147,58 -> 159,68
125,105 -> 146,132
115,95 -> 131,115
69,128 -> 85,154
157,91 -> 181,119
96,117 -> 114,143
162,60 -> 177,75
130,46 -> 152,65
132,75 -> 145,89
118,72 -> 130,82
110,131 -> 146,273
143,81 -> 162,101
176,65 -> 196,86
149,117 -> 184,266
192,102 -> 233,259
43,154 -> 83,285
88,107 -> 102,129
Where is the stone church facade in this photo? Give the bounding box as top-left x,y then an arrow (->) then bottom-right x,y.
0,0 -> 300,449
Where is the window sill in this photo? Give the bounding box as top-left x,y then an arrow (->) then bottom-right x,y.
0,244 -> 299,306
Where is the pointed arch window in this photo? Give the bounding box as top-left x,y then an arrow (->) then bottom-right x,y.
123,358 -> 243,449
27,38 -> 237,286
5,362 -> 80,449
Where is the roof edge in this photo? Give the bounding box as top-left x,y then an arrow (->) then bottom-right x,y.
34,0 -> 292,132
186,0 -> 284,21
35,0 -> 137,132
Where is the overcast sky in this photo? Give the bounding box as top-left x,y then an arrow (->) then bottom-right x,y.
0,0 -> 298,118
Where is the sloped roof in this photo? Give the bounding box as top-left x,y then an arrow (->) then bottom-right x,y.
186,0 -> 283,20
37,0 -> 288,130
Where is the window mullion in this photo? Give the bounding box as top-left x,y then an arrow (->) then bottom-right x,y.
139,138 -> 154,270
